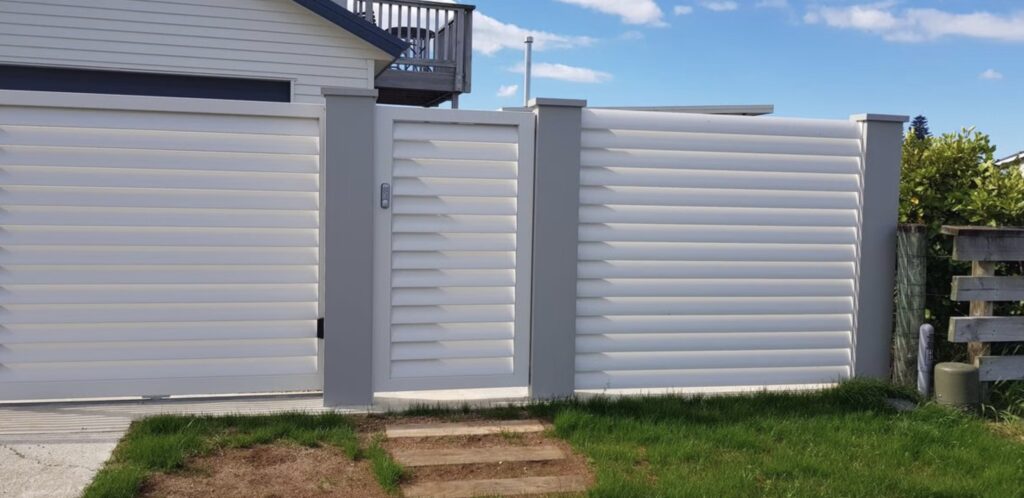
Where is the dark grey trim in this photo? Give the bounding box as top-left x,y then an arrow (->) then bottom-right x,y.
527,98 -> 587,399
292,0 -> 408,58
322,88 -> 379,406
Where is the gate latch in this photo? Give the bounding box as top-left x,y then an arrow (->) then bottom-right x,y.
380,182 -> 391,209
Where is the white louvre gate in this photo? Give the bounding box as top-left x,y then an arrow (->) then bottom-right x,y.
0,91 -> 323,401
575,109 -> 864,391
373,107 -> 534,392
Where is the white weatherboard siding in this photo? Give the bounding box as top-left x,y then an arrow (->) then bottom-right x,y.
374,107 -> 535,392
575,109 -> 863,390
0,91 -> 323,401
0,0 -> 388,103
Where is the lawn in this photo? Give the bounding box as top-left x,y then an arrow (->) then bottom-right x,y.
85,380 -> 1024,498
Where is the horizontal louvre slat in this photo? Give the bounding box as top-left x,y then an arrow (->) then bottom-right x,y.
579,205 -> 858,227
576,332 -> 853,353
0,320 -> 316,344
0,246 -> 317,265
581,149 -> 860,174
1,265 -> 317,285
0,338 -> 317,363
391,358 -> 513,378
0,206 -> 318,228
581,109 -> 862,140
576,349 -> 851,372
0,165 -> 318,192
576,366 -> 850,390
0,125 -> 318,154
577,297 -> 853,316
0,146 -> 319,173
576,315 -> 853,334
393,159 -> 517,180
1,106 -> 321,136
0,302 -> 318,324
394,177 -> 517,197
393,140 -> 517,162
392,305 -> 515,325
582,129 -> 860,157
0,186 -> 318,210
578,242 -> 856,262
580,167 -> 859,192
580,186 -> 859,210
0,227 -> 317,247
0,357 -> 318,383
579,224 -> 857,245
393,196 -> 517,216
392,287 -> 516,306
392,215 -> 516,234
393,233 -> 516,252
393,122 -> 519,143
392,323 -> 515,343
392,269 -> 515,288
391,340 -> 514,361
0,284 -> 317,305
393,251 -> 515,270
577,261 -> 856,279
577,279 -> 854,298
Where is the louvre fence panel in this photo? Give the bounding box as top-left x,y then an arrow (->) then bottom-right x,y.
575,109 -> 864,391
0,91 -> 323,401
374,107 -> 534,392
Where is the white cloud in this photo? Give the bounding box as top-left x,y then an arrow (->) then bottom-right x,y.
620,30 -> 645,40
555,0 -> 666,26
496,84 -> 519,97
702,1 -> 738,12
511,62 -> 613,83
674,5 -> 694,15
756,0 -> 788,8
473,12 -> 597,55
979,69 -> 1004,80
804,4 -> 1024,43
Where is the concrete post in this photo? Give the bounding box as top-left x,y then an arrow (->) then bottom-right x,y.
851,113 -> 909,379
527,98 -> 587,399
322,87 -> 378,406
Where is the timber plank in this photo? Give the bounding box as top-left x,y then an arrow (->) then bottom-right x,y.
951,276 -> 1024,301
949,317 -> 1024,343
945,229 -> 1024,261
977,356 -> 1024,382
386,419 -> 546,439
402,475 -> 590,498
393,445 -> 564,467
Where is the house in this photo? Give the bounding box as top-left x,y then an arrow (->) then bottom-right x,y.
0,0 -> 473,107
996,150 -> 1024,168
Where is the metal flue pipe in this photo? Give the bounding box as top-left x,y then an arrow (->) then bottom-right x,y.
523,36 -> 533,107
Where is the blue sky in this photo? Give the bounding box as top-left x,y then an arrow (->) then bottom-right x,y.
451,0 -> 1024,157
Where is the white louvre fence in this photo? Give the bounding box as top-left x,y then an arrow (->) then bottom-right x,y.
0,90 -> 903,403
0,91 -> 323,401
573,109 -> 864,391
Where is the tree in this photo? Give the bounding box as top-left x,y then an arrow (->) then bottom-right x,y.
909,115 -> 930,140
899,127 -> 1024,361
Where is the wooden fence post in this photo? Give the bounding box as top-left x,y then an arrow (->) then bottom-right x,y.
893,224 -> 927,386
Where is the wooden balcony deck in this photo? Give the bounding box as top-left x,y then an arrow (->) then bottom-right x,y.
345,0 -> 473,107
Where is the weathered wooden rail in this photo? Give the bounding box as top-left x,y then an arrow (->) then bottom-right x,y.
944,226 -> 1024,382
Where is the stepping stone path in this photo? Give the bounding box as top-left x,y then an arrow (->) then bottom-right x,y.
383,419 -> 592,497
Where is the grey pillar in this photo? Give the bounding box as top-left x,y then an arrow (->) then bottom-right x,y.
528,98 -> 587,399
851,113 -> 909,379
322,87 -> 378,406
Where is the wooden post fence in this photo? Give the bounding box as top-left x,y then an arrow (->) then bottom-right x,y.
944,226 -> 1024,385
894,224 -> 927,386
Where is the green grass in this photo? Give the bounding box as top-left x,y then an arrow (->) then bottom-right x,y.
82,412 -> 359,498
366,434 -> 406,494
541,380 -> 1024,498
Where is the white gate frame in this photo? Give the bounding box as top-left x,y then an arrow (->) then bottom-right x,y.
371,106 -> 536,392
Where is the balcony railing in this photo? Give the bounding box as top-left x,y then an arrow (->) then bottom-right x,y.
345,0 -> 473,96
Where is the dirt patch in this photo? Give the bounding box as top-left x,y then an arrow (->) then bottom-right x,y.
140,444 -> 389,498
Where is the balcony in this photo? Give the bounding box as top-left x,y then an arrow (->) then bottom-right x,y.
344,0 -> 474,107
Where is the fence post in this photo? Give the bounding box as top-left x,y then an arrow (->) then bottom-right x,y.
893,223 -> 927,386
527,98 -> 587,399
322,87 -> 379,406
850,113 -> 908,379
